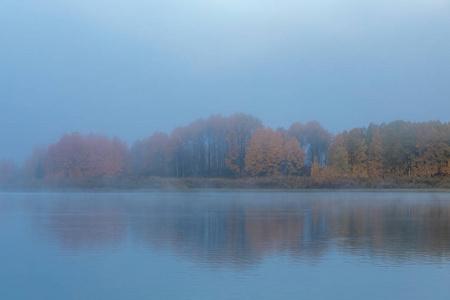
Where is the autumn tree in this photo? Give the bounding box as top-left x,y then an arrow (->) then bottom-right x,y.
344,128 -> 368,178
281,136 -> 305,175
327,133 -> 350,176
45,133 -> 128,179
382,121 -> 417,176
366,127 -> 384,179
245,127 -> 283,176
310,157 -> 322,178
440,123 -> 450,175
245,127 -> 305,177
414,121 -> 450,177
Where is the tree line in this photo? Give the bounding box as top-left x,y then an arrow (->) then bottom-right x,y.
1,113 -> 449,188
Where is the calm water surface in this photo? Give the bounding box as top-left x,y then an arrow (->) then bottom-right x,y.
1,191 -> 450,299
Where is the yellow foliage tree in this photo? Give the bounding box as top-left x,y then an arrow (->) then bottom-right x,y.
344,128 -> 368,178
327,133 -> 350,176
282,137 -> 305,175
310,157 -> 322,178
367,128 -> 384,179
414,122 -> 448,177
245,127 -> 305,177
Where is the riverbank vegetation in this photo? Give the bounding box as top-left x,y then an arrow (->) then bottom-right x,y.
1,113 -> 449,190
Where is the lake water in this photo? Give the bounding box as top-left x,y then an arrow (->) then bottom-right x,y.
1,191 -> 450,299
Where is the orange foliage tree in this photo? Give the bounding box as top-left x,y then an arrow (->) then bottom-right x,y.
245,127 -> 305,176
45,133 -> 127,179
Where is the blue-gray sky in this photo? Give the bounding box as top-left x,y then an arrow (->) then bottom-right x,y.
1,0 -> 450,163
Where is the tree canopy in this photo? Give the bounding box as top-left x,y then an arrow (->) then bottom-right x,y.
2,115 -> 449,188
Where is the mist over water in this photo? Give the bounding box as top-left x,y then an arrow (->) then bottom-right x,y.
2,1 -> 450,298
1,191 -> 450,299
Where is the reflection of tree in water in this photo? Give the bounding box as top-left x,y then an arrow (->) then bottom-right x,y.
244,204 -> 330,262
329,199 -> 450,264
132,202 -> 263,269
34,193 -> 450,267
46,200 -> 126,251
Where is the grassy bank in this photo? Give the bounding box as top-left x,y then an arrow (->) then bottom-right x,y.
2,176 -> 450,191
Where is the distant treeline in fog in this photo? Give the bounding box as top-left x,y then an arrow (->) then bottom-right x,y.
1,113 -> 450,189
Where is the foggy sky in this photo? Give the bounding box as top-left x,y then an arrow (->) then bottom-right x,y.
1,0 -> 450,163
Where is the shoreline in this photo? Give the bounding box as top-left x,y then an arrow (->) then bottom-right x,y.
2,175 -> 450,193
1,189 -> 450,195
2,185 -> 450,194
